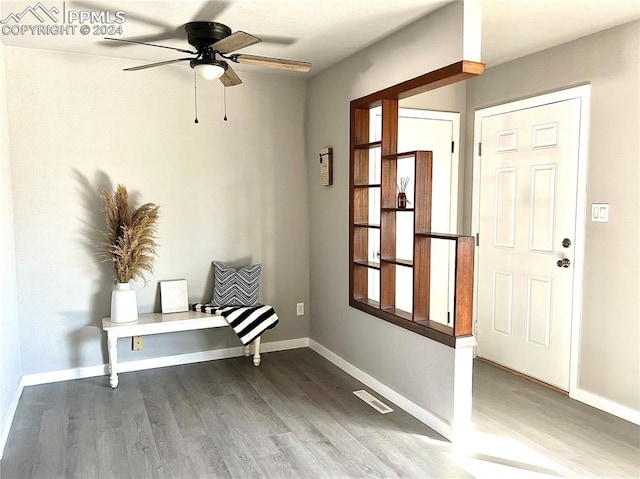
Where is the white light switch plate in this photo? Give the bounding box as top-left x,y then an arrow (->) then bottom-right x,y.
591,203 -> 609,222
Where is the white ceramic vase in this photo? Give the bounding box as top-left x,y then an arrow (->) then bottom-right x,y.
110,282 -> 138,323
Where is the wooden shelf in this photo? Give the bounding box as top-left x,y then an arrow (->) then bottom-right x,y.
381,257 -> 413,267
382,151 -> 424,160
354,183 -> 381,188
352,297 -> 380,309
382,307 -> 412,322
381,207 -> 414,212
414,319 -> 454,336
354,260 -> 380,270
415,231 -> 467,239
353,222 -> 380,229
354,141 -> 382,150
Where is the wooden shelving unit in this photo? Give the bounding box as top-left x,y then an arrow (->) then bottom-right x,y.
380,150 -> 432,321
348,61 -> 484,347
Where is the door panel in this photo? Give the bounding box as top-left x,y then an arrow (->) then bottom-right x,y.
494,167 -> 517,248
529,165 -> 556,252
476,98 -> 582,390
526,275 -> 552,347
491,270 -> 513,336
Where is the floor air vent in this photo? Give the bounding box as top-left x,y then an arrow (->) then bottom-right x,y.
353,390 -> 393,414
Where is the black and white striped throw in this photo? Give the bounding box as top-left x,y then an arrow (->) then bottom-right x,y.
191,303 -> 278,345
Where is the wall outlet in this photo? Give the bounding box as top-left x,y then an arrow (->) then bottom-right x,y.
132,336 -> 143,351
296,302 -> 304,316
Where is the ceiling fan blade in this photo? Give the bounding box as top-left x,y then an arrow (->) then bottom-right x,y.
100,29 -> 186,47
104,37 -> 196,55
255,34 -> 296,46
212,31 -> 261,54
233,54 -> 311,73
191,1 -> 230,21
219,64 -> 243,87
123,58 -> 193,72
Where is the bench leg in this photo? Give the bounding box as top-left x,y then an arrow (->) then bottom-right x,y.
252,336 -> 261,366
244,344 -> 251,357
107,334 -> 119,388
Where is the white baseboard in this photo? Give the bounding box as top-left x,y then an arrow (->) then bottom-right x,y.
118,346 -> 247,375
20,337 -> 309,387
116,337 -> 310,375
0,377 -> 24,460
571,387 -> 640,426
262,337 -> 309,353
21,364 -> 107,387
309,339 -> 453,441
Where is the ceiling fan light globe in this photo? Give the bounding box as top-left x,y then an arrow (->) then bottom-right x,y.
194,63 -> 225,80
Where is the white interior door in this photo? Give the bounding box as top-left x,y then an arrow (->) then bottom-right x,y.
368,108 -> 460,324
475,98 -> 582,390
397,110 -> 459,324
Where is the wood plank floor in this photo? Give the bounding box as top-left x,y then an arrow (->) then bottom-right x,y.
1,348 -> 638,478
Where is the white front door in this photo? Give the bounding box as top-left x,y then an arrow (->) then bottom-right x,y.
475,97 -> 583,390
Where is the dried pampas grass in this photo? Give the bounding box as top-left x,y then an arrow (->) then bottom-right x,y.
100,184 -> 160,284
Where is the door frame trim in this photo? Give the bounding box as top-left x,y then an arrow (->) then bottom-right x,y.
471,84 -> 591,395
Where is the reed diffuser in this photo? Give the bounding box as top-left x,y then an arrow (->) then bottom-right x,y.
397,176 -> 410,209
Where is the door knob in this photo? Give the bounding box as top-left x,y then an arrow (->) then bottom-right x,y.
557,258 -> 571,268
562,238 -> 571,248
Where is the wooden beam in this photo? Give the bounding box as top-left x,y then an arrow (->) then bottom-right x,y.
351,60 -> 485,109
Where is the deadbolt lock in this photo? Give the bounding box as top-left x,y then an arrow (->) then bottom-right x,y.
557,258 -> 571,268
562,238 -> 572,248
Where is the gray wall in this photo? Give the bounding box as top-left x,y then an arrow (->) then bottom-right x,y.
465,20 -> 640,410
5,47 -> 310,374
0,43 -> 23,451
306,2 -> 472,426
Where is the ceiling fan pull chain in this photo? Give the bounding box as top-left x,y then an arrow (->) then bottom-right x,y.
194,71 -> 199,124
223,87 -> 228,121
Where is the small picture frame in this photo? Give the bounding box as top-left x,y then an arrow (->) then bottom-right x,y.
160,279 -> 189,313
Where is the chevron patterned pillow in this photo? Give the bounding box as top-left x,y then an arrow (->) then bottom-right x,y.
212,261 -> 261,307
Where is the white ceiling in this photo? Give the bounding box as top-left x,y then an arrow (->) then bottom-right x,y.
1,0 -> 639,76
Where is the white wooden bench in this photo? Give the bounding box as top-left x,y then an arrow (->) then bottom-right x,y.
102,310 -> 261,388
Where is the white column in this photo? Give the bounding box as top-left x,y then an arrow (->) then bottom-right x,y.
451,336 -> 477,442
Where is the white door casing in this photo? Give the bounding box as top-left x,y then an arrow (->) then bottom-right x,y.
472,86 -> 591,391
